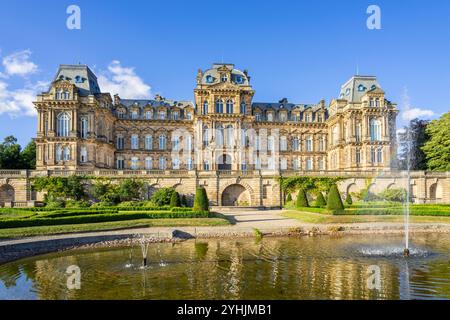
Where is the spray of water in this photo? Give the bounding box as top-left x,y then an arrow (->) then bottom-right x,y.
402,88 -> 411,253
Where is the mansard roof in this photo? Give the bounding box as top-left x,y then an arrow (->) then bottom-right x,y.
251,100 -> 326,112
118,97 -> 194,109
53,64 -> 101,96
199,63 -> 250,86
339,75 -> 381,102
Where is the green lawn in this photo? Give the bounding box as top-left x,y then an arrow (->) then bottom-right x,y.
0,217 -> 230,239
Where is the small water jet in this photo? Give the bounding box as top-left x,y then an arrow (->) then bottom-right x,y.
138,235 -> 150,267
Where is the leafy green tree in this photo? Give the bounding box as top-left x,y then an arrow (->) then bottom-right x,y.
117,179 -> 144,201
378,188 -> 407,202
32,176 -> 86,201
314,191 -> 326,207
20,140 -> 36,169
150,187 -> 175,206
0,136 -> 22,169
296,188 -> 309,207
91,178 -> 120,204
326,184 -> 344,211
398,119 -> 429,170
170,191 -> 181,207
286,193 -> 292,202
193,187 -> 209,212
422,111 -> 450,171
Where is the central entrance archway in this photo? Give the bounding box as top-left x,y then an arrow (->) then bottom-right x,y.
221,184 -> 251,206
0,184 -> 15,204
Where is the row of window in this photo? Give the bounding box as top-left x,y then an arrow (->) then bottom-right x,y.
55,91 -> 71,100
116,135 -> 193,151
117,109 -> 193,120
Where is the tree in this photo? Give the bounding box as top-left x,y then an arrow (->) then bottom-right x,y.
326,184 -> 344,211
150,187 -> 175,206
314,191 -> 326,207
296,188 -> 309,208
91,178 -> 120,204
20,140 -> 36,169
0,136 -> 21,169
193,187 -> 209,212
32,176 -> 86,201
170,191 -> 181,207
397,119 -> 429,170
117,179 -> 144,202
286,193 -> 292,202
422,111 -> 450,171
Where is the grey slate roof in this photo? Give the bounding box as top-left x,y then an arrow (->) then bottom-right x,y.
339,75 -> 380,102
119,99 -> 194,109
53,64 -> 101,96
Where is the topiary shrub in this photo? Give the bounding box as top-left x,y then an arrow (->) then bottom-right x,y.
286,193 -> 292,202
345,193 -> 353,205
193,187 -> 209,212
296,188 -> 309,208
170,191 -> 181,208
314,191 -> 326,208
326,184 -> 344,211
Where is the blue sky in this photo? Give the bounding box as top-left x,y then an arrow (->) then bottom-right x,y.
0,0 -> 449,146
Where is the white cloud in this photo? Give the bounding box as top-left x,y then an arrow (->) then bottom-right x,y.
2,50 -> 38,76
97,60 -> 151,98
0,79 -> 48,117
401,107 -> 435,121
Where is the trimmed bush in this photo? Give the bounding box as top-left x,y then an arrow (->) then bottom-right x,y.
170,192 -> 181,208
345,193 -> 353,205
193,187 -> 209,212
65,200 -> 91,208
296,188 -> 309,208
91,201 -> 115,208
117,201 -> 144,208
326,184 -> 344,211
45,199 -> 66,209
286,193 -> 292,202
314,191 -> 326,207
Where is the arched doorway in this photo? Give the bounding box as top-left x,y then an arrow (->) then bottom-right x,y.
0,184 -> 15,204
430,182 -> 443,202
221,184 -> 251,206
218,154 -> 232,171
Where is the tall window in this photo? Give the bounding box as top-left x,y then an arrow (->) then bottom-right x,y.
145,157 -> 153,170
172,111 -> 179,120
255,157 -> 261,170
268,157 -> 275,170
280,158 -> 287,170
306,136 -> 313,152
356,123 -> 362,142
318,137 -> 325,151
80,117 -> 88,139
332,125 -> 339,145
159,135 -> 166,150
293,158 -> 300,170
57,112 -> 71,137
203,160 -> 210,171
268,136 -> 275,152
203,101 -> 208,115
280,112 -> 287,122
356,148 -> 361,164
172,135 -> 180,151
145,110 -> 152,120
145,135 -> 153,150
306,158 -> 313,171
185,111 -> 192,120
255,113 -> 262,121
226,125 -> 233,147
55,145 -> 62,162
255,135 -> 261,151
216,125 -> 224,146
203,126 -> 209,147
131,157 -> 139,170
305,114 -> 311,122
377,147 -> 383,163
292,138 -> 300,151
159,157 -> 166,170
172,158 -> 180,169
216,99 -> 223,113
80,147 -> 87,163
280,136 -> 287,151
267,113 -> 274,122
116,158 -> 124,169
131,134 -> 139,150
116,135 -> 124,150
63,146 -> 71,161
371,147 -> 376,163
131,110 -> 139,119
370,118 -> 382,141
318,158 -> 325,170
186,135 -> 193,151
226,100 -> 233,114
187,158 -> 193,170
240,102 -> 246,114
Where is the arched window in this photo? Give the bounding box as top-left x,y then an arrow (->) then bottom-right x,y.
216,99 -> 224,113
203,101 -> 208,115
80,117 -> 88,139
146,110 -> 153,120
226,100 -> 233,114
145,135 -> 153,150
159,135 -> 166,150
80,146 -> 88,163
240,102 -> 246,114
57,112 -> 71,137
370,118 -> 382,141
203,125 -> 209,147
216,124 -> 224,146
63,146 -> 71,161
159,156 -> 166,170
371,147 -> 376,163
145,157 -> 153,170
131,134 -> 139,150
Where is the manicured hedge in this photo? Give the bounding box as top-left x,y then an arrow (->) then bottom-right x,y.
333,207 -> 450,216
0,210 -> 210,229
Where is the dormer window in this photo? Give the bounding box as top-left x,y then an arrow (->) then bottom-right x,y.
358,84 -> 366,92
75,76 -> 84,84
371,84 -> 377,90
235,75 -> 244,84
345,88 -> 351,96
206,75 -> 214,83
267,112 -> 274,122
221,74 -> 228,82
